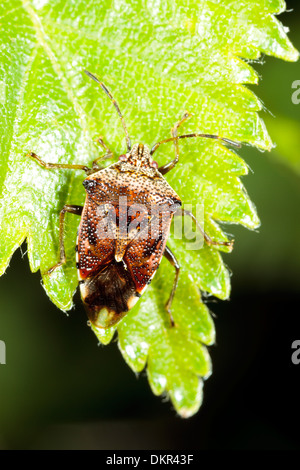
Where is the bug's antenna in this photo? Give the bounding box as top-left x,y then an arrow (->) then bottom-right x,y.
84,70 -> 132,152
150,133 -> 241,155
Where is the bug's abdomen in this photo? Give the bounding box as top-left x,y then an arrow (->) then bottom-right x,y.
77,196 -> 115,279
78,169 -> 182,328
124,224 -> 170,293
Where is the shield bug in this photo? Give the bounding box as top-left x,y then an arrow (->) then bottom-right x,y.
26,70 -> 240,328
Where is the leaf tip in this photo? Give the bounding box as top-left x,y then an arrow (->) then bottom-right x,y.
171,379 -> 203,419
91,323 -> 116,345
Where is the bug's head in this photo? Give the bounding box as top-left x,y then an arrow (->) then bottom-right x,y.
118,143 -> 158,170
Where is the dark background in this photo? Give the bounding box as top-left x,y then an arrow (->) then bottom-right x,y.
0,0 -> 300,450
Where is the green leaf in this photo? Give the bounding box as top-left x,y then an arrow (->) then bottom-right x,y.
0,0 -> 298,417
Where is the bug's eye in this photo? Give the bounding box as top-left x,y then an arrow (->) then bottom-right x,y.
119,154 -> 127,162
150,160 -> 158,169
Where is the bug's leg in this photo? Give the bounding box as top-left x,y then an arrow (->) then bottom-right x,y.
92,136 -> 114,171
45,205 -> 83,275
158,112 -> 192,175
176,208 -> 234,248
26,152 -> 92,175
163,245 -> 180,327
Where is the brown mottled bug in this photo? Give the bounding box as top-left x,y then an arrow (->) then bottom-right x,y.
26,70 -> 240,328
